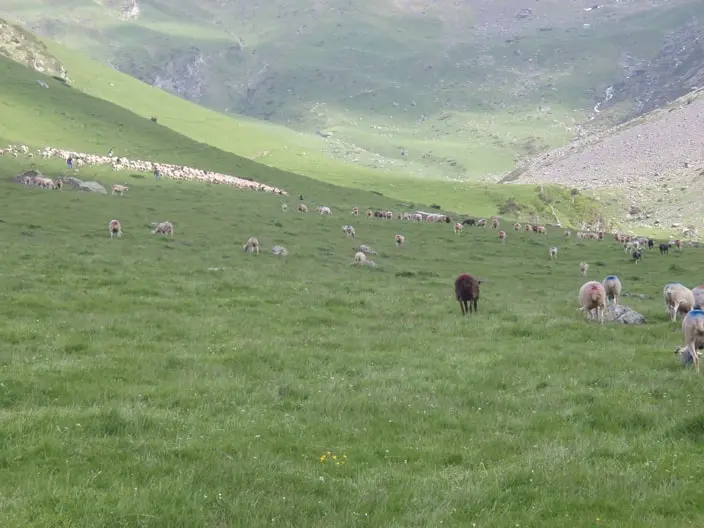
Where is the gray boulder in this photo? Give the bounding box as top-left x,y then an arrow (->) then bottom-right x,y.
78,181 -> 107,194
606,305 -> 646,324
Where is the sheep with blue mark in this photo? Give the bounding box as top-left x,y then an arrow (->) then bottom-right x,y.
691,285 -> 704,308
602,275 -> 622,306
675,308 -> 704,372
663,283 -> 695,322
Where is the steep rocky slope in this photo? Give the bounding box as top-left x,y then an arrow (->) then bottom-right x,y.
0,19 -> 65,77
507,89 -> 704,232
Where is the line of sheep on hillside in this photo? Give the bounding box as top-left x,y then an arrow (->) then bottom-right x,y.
2,144 -> 287,195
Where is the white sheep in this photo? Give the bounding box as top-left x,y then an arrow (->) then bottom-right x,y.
272,245 -> 289,256
243,237 -> 260,255
297,204 -> 308,213
602,275 -> 621,306
354,251 -> 367,265
111,184 -> 129,196
664,283 -> 695,322
317,206 -> 332,215
453,222 -> 463,235
579,281 -> 607,324
549,247 -> 558,260
281,203 -> 288,212
579,262 -> 589,276
676,308 -> 704,372
108,219 -> 122,238
394,234 -> 405,247
692,284 -> 704,308
342,225 -> 356,238
152,221 -> 174,237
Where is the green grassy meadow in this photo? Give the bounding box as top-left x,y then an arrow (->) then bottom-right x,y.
2,41 -> 704,526
2,157 -> 704,526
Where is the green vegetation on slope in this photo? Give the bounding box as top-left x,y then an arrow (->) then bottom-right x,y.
2,0 -> 701,180
1,157 -> 704,526
0,52 -> 599,224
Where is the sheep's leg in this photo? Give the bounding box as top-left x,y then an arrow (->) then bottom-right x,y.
672,303 -> 679,322
473,299 -> 478,313
458,300 -> 465,315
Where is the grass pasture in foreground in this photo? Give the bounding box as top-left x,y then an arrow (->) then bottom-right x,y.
1,160 -> 704,526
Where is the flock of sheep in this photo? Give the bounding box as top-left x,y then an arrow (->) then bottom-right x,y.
7,143 -> 702,373
1,144 -> 287,194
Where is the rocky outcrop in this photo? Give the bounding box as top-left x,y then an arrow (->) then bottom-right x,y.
606,305 -> 646,325
0,19 -> 66,78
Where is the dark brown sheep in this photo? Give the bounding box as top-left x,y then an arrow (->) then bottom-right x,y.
455,274 -> 481,315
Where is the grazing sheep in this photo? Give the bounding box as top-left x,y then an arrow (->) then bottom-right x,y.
692,285 -> 704,308
297,204 -> 308,213
454,273 -> 481,315
243,237 -> 260,255
111,184 -> 128,196
579,262 -> 589,276
272,245 -> 289,256
462,218 -> 476,226
676,309 -> 704,372
525,224 -> 533,232
394,234 -> 405,247
549,246 -> 558,259
352,207 -> 359,216
476,218 -> 487,227
454,222 -> 463,235
647,239 -> 654,250
579,281 -> 607,324
536,226 -> 546,235
367,209 -> 373,218
354,251 -> 367,265
317,206 -> 332,215
281,203 -> 288,212
53,179 -> 63,191
513,222 -> 521,231
602,275 -> 622,306
631,250 -> 642,264
490,217 -> 500,229
498,230 -> 506,242
674,239 -> 683,250
152,221 -> 173,237
664,283 -> 695,322
108,219 -> 122,238
342,225 -> 356,238
659,243 -> 669,255
564,230 -> 571,238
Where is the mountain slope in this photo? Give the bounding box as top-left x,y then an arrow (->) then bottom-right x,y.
0,49 -> 601,225
3,0 -> 701,181
506,88 -> 704,233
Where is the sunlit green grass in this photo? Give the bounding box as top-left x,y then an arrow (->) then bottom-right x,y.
1,157 -> 704,526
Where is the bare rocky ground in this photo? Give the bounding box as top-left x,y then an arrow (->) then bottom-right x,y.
507,89 -> 704,234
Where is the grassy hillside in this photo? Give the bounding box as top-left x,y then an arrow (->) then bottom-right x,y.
3,0 -> 701,181
0,51 -> 599,224
3,135 -> 704,526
